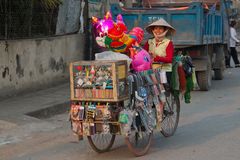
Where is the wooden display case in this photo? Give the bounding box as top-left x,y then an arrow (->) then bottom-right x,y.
69,60 -> 129,102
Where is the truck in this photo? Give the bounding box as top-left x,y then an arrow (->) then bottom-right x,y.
106,0 -> 233,91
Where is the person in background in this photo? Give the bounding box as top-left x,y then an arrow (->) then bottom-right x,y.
226,20 -> 240,68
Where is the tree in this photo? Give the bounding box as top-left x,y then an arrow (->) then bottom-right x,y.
39,0 -> 62,9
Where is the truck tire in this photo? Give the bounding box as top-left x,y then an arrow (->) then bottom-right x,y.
214,69 -> 224,80
197,56 -> 212,91
213,44 -> 225,80
197,70 -> 211,91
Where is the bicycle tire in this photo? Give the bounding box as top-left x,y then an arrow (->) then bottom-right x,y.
161,92 -> 180,137
125,131 -> 152,157
87,133 -> 116,153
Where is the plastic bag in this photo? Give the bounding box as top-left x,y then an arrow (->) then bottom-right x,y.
118,109 -> 134,136
95,51 -> 132,69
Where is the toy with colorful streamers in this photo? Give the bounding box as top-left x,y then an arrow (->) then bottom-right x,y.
92,12 -> 144,53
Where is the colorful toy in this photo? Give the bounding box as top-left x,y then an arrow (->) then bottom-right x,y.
130,46 -> 152,72
92,12 -> 144,53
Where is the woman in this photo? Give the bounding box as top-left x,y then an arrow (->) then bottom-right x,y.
144,18 -> 175,70
143,18 -> 176,80
143,19 -> 193,103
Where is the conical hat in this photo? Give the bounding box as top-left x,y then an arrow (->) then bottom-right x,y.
146,18 -> 176,35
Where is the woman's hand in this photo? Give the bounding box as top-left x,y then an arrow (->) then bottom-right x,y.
148,51 -> 155,59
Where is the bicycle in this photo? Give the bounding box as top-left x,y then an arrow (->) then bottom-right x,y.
69,60 -> 180,156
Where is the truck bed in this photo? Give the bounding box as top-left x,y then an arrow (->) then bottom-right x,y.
142,0 -> 220,7
111,2 -> 226,48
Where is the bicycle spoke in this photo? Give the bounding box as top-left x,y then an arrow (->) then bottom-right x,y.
161,92 -> 180,137
88,133 -> 115,153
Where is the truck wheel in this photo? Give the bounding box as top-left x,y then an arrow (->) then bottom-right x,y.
197,70 -> 211,91
213,44 -> 225,80
214,69 -> 224,80
197,58 -> 212,91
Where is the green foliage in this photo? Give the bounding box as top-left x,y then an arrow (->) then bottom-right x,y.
38,0 -> 62,9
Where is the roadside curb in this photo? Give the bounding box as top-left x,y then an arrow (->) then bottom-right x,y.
26,101 -> 70,119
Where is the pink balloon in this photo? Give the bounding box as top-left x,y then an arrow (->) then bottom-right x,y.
131,48 -> 152,72
129,27 -> 144,43
100,19 -> 114,34
92,12 -> 114,37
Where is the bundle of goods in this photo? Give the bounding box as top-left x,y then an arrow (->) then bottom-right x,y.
70,102 -> 121,136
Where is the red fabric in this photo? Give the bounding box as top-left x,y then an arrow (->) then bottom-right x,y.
143,41 -> 149,51
178,65 -> 186,92
143,41 -> 174,63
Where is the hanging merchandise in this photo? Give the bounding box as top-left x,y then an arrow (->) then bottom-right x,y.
95,103 -> 105,120
70,103 -> 79,120
178,63 -> 187,92
103,103 -> 111,119
83,122 -> 90,136
156,105 -> 162,130
95,103 -> 111,120
119,109 -> 130,124
144,73 -> 154,86
82,121 -> 96,136
102,123 -> 110,134
182,55 -> 194,103
171,55 -> 182,97
95,123 -> 103,133
171,54 -> 194,103
119,109 -> 134,136
110,124 -> 120,134
160,71 -> 168,84
159,91 -> 166,104
182,55 -> 194,77
78,105 -> 85,120
192,67 -> 199,90
71,121 -> 83,135
153,85 -> 160,96
184,75 -> 194,103
70,103 -> 84,121
86,103 -> 96,120
89,123 -> 96,135
150,73 -> 158,84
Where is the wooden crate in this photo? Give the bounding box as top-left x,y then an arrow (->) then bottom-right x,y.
69,60 -> 129,102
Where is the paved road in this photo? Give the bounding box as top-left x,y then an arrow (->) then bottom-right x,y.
1,68 -> 240,160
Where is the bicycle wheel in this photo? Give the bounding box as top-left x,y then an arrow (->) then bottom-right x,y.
87,133 -> 116,153
125,130 -> 153,157
161,92 -> 180,137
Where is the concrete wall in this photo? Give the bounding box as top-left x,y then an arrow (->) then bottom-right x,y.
0,34 -> 86,99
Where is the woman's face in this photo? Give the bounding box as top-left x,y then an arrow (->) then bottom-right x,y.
152,26 -> 165,36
